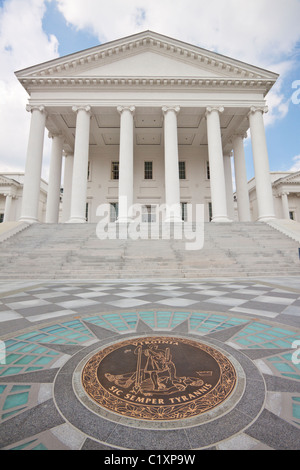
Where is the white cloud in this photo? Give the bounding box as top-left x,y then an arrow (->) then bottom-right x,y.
0,0 -> 59,177
1,0 -> 300,179
289,155 -> 300,171
55,0 -> 300,129
55,0 -> 300,68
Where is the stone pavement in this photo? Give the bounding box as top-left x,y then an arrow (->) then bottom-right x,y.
0,277 -> 300,450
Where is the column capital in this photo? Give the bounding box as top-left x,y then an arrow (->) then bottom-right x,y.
72,105 -> 92,115
248,105 -> 268,117
162,105 -> 180,115
229,132 -> 248,145
117,105 -> 135,115
48,131 -> 64,140
26,104 -> 47,115
205,106 -> 224,117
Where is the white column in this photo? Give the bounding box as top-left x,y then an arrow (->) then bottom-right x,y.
117,106 -> 135,223
46,133 -> 64,223
248,106 -> 275,221
232,134 -> 251,222
3,194 -> 13,222
206,107 -> 231,223
68,106 -> 91,223
281,192 -> 290,219
19,105 -> 47,223
224,153 -> 235,220
162,106 -> 181,222
61,153 -> 74,223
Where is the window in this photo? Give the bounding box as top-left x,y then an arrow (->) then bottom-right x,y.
144,161 -> 153,180
181,202 -> 187,222
86,203 -> 89,222
289,211 -> 295,221
142,205 -> 156,223
111,162 -> 119,180
206,161 -> 210,180
179,161 -> 186,180
208,202 -> 213,222
110,203 -> 119,222
0,214 -> 3,224
87,161 -> 91,181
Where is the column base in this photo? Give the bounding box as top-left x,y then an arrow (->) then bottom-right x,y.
67,218 -> 86,224
19,216 -> 39,224
257,215 -> 276,222
164,217 -> 183,224
211,216 -> 233,223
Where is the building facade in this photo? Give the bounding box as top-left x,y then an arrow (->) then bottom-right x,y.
247,171 -> 300,222
0,173 -> 47,223
15,31 -> 279,225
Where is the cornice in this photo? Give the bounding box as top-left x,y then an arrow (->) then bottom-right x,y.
15,31 -> 279,82
18,76 -> 275,93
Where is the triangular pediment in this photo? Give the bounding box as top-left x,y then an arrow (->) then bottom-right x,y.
16,30 -> 278,83
75,50 -> 225,78
274,171 -> 300,185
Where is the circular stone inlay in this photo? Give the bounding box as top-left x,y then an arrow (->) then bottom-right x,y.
81,337 -> 237,421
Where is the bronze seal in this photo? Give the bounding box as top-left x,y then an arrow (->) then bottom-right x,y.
81,337 -> 237,421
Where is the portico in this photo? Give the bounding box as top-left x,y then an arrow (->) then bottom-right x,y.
15,31 -> 278,225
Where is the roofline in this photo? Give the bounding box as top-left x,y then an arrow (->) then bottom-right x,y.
15,30 -> 279,79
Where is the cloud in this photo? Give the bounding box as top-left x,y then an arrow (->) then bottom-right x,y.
55,0 -> 300,68
289,155 -> 300,171
1,0 -> 300,179
55,0 -> 300,129
0,0 -> 59,176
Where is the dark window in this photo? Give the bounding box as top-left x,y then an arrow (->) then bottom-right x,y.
111,162 -> 119,180
144,161 -> 153,180
179,161 -> 186,180
206,161 -> 210,180
110,203 -> 119,222
181,202 -> 187,221
208,202 -> 213,222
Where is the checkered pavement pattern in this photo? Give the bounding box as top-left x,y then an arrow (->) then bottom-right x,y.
0,280 -> 299,324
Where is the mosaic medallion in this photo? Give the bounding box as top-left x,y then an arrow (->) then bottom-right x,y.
81,336 -> 237,421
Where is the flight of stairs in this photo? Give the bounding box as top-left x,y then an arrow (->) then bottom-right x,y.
0,222 -> 299,279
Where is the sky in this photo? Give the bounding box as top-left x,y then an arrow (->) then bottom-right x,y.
0,0 -> 300,183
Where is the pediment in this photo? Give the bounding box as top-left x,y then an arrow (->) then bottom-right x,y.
279,172 -> 300,185
16,30 -> 278,84
75,50 -> 224,78
0,175 -> 20,188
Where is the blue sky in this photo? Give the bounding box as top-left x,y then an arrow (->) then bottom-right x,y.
0,0 -> 300,182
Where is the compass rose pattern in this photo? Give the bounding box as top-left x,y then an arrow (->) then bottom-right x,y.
0,282 -> 299,450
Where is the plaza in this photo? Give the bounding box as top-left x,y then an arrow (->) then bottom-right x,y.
0,31 -> 300,451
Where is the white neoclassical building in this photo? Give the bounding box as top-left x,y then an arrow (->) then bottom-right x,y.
15,30 -> 279,225
0,173 -> 47,223
247,171 -> 300,222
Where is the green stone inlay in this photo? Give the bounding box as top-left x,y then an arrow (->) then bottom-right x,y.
33,356 -> 54,366
11,385 -> 31,392
15,355 -> 37,365
32,443 -> 48,450
282,373 -> 300,380
3,392 -> 29,410
2,407 -> 27,420
10,439 -> 37,450
0,385 -> 6,394
6,342 -> 27,352
5,354 -> 22,364
293,403 -> 300,420
272,362 -> 295,373
1,367 -> 23,376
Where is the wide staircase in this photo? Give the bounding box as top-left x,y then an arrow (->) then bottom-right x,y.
0,222 -> 299,279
